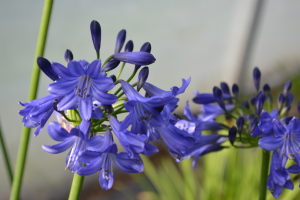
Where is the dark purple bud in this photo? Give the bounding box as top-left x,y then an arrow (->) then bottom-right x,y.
137,67 -> 149,92
250,97 -> 255,106
37,57 -> 59,81
229,126 -> 237,145
53,99 -> 59,112
253,67 -> 261,91
110,75 -> 116,83
221,82 -> 230,95
283,80 -> 292,95
277,92 -> 285,110
285,93 -> 293,108
263,84 -> 271,94
90,20 -> 101,52
64,49 -> 73,64
115,29 -> 126,53
248,116 -> 258,134
241,100 -> 250,110
102,60 -> 120,72
113,52 -> 156,65
102,105 -> 114,113
124,40 -> 134,52
213,87 -> 225,110
236,116 -> 245,134
135,42 -> 152,70
255,91 -> 265,115
232,84 -> 239,97
280,116 -> 293,125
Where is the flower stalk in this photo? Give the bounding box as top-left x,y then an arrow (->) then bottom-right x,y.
10,1 -> 53,199
259,149 -> 270,200
68,173 -> 85,200
0,121 -> 13,185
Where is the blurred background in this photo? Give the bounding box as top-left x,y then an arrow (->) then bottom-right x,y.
1,0 -> 300,199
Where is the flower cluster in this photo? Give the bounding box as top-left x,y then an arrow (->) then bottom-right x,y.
18,20 -> 223,190
188,67 -> 300,198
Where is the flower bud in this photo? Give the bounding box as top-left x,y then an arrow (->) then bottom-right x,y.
137,67 -> 149,92
236,116 -> 245,134
102,60 -> 120,72
255,91 -> 265,115
263,84 -> 271,94
102,105 -> 114,113
110,75 -> 116,83
248,116 -> 258,135
250,97 -> 255,106
241,100 -> 250,110
115,29 -> 126,53
283,80 -> 292,95
90,20 -> 101,52
124,40 -> 134,52
229,126 -> 237,145
113,52 -> 156,65
135,42 -> 151,70
213,86 -> 225,110
220,82 -> 230,95
64,49 -> 73,64
232,84 -> 239,97
253,67 -> 261,91
53,99 -> 59,112
277,92 -> 285,110
37,57 -> 59,81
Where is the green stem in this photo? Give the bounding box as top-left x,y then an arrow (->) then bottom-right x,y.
259,149 -> 270,200
101,55 -> 113,68
68,173 -> 85,200
116,62 -> 126,80
127,68 -> 138,83
0,121 -> 13,185
96,51 -> 100,59
10,1 -> 53,199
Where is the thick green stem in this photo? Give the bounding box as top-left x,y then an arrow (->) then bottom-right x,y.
259,149 -> 270,200
10,1 -> 53,199
0,121 -> 13,185
68,173 -> 85,200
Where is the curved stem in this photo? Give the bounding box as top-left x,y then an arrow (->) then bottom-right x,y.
0,121 -> 13,185
68,173 -> 85,200
127,68 -> 138,83
101,55 -> 113,68
259,149 -> 270,200
116,62 -> 126,80
10,1 -> 53,199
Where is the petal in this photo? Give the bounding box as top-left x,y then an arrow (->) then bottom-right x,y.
288,165 -> 300,174
42,138 -> 74,154
143,82 -> 172,97
91,87 -> 117,105
77,156 -> 103,176
270,108 -> 279,119
52,62 -> 74,80
258,137 -> 283,151
273,120 -> 286,137
288,117 -> 300,133
86,135 -> 105,151
92,107 -> 103,120
79,98 -> 92,121
57,93 -> 78,111
48,79 -> 77,95
92,77 -> 114,92
67,61 -> 85,77
119,111 -> 134,131
79,150 -> 102,163
47,121 -> 72,141
113,153 -> 144,173
86,60 -> 101,78
284,180 -> 294,190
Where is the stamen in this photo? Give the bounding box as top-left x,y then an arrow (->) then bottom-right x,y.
87,94 -> 90,97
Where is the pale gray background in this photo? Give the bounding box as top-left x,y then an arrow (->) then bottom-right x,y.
1,0 -> 300,199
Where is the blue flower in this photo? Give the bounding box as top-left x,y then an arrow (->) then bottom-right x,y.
19,95 -> 63,136
77,128 -> 144,190
109,115 -> 158,157
48,60 -> 117,120
251,109 -> 279,137
42,120 -> 91,172
259,117 -> 300,164
267,150 -> 293,199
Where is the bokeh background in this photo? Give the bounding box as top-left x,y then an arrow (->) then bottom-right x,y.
1,0 -> 300,199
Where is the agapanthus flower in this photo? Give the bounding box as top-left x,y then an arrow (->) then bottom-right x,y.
48,60 -> 117,120
251,109 -> 279,137
77,128 -> 144,190
259,117 -> 300,164
19,95 -> 63,136
42,120 -> 91,172
109,115 -> 158,157
267,150 -> 293,199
